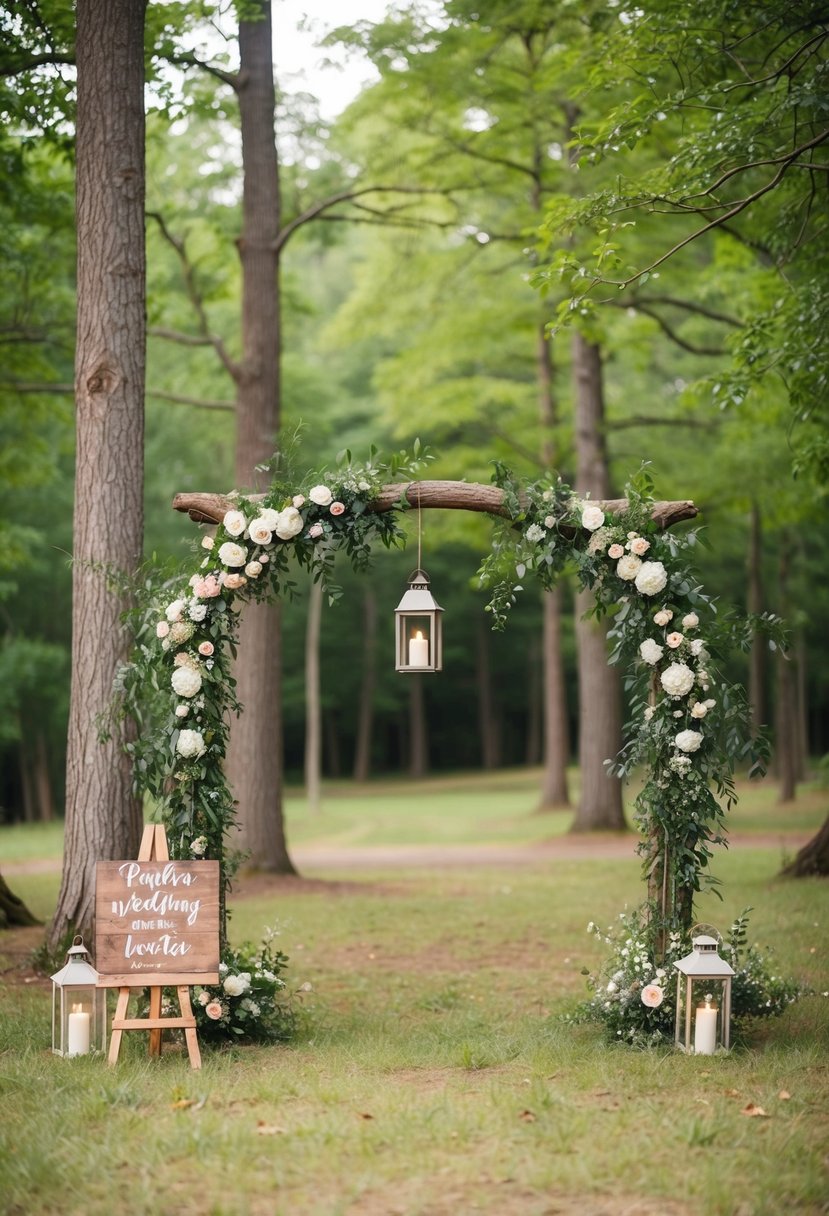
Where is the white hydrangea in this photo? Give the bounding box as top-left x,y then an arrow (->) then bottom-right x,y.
639,638 -> 664,666
525,523 -> 546,543
176,729 -> 206,759
635,560 -> 668,597
675,729 -> 703,753
660,662 -> 695,698
171,666 -> 202,698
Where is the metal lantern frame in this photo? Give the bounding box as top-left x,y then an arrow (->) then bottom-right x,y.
51,935 -> 107,1057
395,568 -> 444,673
673,929 -> 735,1055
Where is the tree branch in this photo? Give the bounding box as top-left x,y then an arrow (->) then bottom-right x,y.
148,326 -> 216,347
0,52 -> 74,78
629,295 -> 742,326
273,185 -> 461,255
148,389 -> 234,411
610,300 -> 727,356
164,52 -> 242,91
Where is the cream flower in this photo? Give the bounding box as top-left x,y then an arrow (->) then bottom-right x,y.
635,560 -> 668,596
198,641 -> 214,657
308,522 -> 324,539
691,701 -> 708,719
675,729 -> 703,753
258,508 -> 281,531
329,501 -> 345,516
641,984 -> 664,1008
682,612 -> 699,629
174,705 -> 189,719
222,973 -> 251,997
654,609 -> 673,627
666,631 -> 684,648
176,729 -> 206,759
525,523 -> 546,542
275,506 -> 304,540
248,517 -> 274,545
292,494 -> 306,508
205,1000 -> 224,1020
639,638 -> 664,666
309,485 -> 333,507
165,599 -> 185,622
581,504 -> 606,531
690,638 -> 706,657
201,535 -> 214,551
191,836 -> 208,856
218,541 -> 247,567
172,666 -> 202,698
156,621 -> 170,638
608,543 -> 625,560
222,573 -> 247,590
616,554 -> 643,581
197,989 -> 211,1006
629,536 -> 650,556
222,510 -> 247,537
660,662 -> 695,698
245,561 -> 263,578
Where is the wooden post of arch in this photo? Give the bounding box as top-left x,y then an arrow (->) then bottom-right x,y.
172,480 -> 699,945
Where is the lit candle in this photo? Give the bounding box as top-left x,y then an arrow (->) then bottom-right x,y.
67,1003 -> 91,1056
408,630 -> 429,667
694,997 -> 718,1055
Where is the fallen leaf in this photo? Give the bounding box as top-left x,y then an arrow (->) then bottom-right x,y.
171,1098 -> 195,1110
741,1103 -> 769,1118
358,1112 -> 374,1120
256,1121 -> 285,1135
778,1090 -> 791,1100
519,1109 -> 536,1122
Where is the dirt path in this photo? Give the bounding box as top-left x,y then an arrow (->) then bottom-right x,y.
2,831 -> 809,877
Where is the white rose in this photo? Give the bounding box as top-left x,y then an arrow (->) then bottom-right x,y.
581,504 -> 605,531
629,536 -> 650,556
644,706 -> 655,722
223,973 -> 250,997
222,510 -> 247,537
682,612 -> 699,629
292,494 -> 306,508
201,535 -> 214,551
197,990 -> 211,1006
172,666 -> 202,698
690,638 -> 706,657
654,609 -> 673,627
174,705 -> 189,719
635,560 -> 668,596
639,638 -> 664,666
245,561 -> 263,578
191,835 -> 208,856
616,554 -> 642,581
691,701 -> 708,719
248,517 -> 274,545
309,485 -> 333,507
275,506 -> 304,540
165,599 -> 185,622
660,662 -> 695,698
176,729 -> 206,759
218,541 -> 247,567
258,508 -> 281,530
675,729 -> 703,753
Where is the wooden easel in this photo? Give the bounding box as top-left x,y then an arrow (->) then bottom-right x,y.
104,825 -> 216,1070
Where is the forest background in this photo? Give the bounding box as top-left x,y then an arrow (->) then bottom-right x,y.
1,0 -> 827,873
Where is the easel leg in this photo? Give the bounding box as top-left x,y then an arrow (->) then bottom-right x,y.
148,987 -> 163,1056
178,986 -> 202,1070
108,988 -> 131,1066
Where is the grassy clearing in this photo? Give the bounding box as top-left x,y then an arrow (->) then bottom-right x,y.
1,779 -> 828,1216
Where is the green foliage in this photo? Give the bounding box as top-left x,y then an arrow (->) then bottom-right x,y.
191,928 -> 299,1044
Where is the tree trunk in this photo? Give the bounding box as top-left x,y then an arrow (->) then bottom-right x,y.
747,500 -> 766,736
781,813 -> 829,877
304,581 -> 322,813
408,676 -> 429,778
353,588 -> 377,781
537,320 -> 571,808
48,0 -> 146,950
569,332 -> 625,832
476,617 -> 500,769
775,540 -> 798,803
225,2 -> 295,872
538,587 -> 571,807
0,872 -> 41,929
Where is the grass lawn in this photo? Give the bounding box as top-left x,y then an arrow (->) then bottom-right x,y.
1,772 -> 827,1215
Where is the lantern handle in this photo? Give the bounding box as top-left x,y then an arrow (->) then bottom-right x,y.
690,922 -> 722,943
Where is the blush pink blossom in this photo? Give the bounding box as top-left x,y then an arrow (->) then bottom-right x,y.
629,536 -> 650,556
198,641 -> 214,657
641,984 -> 664,1008
194,575 -> 221,599
654,609 -> 673,627
156,621 -> 170,638
329,501 -> 345,516
308,522 -> 324,539
666,632 -> 684,648
608,544 -> 625,559
205,1001 -> 224,1021
223,573 -> 247,590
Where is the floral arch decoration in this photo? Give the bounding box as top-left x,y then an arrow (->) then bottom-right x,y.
124,451 -> 765,979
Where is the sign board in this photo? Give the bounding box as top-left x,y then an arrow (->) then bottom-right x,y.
95,858 -> 220,987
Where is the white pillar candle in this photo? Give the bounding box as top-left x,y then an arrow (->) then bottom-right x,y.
694,999 -> 718,1055
67,1004 -> 91,1056
408,630 -> 429,667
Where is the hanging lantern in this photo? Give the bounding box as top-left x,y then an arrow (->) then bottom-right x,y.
51,935 -> 106,1057
395,568 -> 443,672
673,929 -> 735,1055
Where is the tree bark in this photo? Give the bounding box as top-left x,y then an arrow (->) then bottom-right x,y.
0,872 -> 41,929
570,332 -> 625,832
304,580 -> 323,813
781,813 -> 829,877
48,0 -> 146,950
353,588 -> 377,782
224,1 -> 295,872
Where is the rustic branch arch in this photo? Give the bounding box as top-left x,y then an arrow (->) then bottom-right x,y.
124,457 -> 752,980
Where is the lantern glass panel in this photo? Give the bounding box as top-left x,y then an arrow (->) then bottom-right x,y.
51,937 -> 107,1057
674,975 -> 733,1054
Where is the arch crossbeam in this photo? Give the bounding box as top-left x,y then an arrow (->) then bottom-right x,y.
172,481 -> 697,530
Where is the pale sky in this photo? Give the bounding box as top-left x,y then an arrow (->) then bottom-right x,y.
272,0 -> 393,116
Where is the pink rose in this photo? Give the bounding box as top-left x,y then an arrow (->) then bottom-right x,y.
641,985 -> 664,1009
629,536 -> 650,556
198,641 -> 214,657
329,501 -> 345,516
205,1001 -> 224,1021
223,573 -> 247,590
666,632 -> 684,648
194,575 -> 221,599
308,522 -> 324,539
608,544 -> 625,559
292,494 -> 305,508
653,610 -> 673,627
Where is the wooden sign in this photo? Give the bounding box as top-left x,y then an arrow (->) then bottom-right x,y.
95,856 -> 220,987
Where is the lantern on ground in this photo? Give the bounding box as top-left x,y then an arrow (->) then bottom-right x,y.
395,569 -> 443,672
673,929 -> 735,1055
51,935 -> 106,1057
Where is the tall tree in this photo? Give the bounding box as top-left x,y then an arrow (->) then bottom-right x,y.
49,0 -> 147,947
